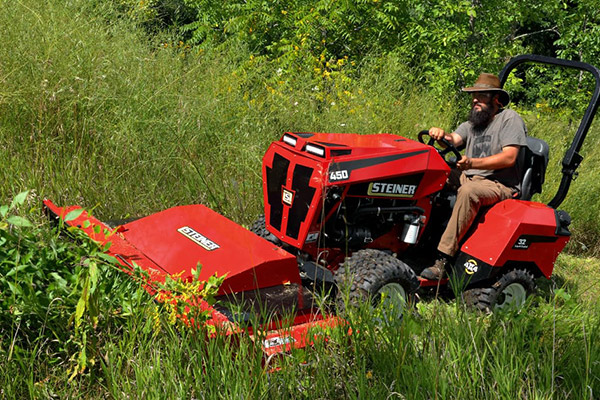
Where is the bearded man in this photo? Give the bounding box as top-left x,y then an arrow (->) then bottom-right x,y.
420,73 -> 528,280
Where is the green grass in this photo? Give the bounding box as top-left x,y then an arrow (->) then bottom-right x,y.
1,1 -> 600,398
520,108 -> 600,255
1,199 -> 599,398
2,251 -> 599,399
3,1 -> 599,253
0,0 -> 454,225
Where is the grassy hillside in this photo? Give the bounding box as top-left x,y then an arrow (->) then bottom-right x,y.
1,1 -> 599,398
0,1 -> 448,220
2,1 -> 599,251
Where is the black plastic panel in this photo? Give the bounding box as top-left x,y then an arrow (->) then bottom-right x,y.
266,152 -> 289,231
451,253 -> 494,287
286,165 -> 316,239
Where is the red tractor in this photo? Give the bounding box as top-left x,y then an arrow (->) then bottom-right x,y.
44,55 -> 600,354
251,54 -> 600,312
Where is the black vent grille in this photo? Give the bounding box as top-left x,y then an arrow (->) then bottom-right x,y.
266,153 -> 289,231
286,165 -> 316,240
265,151 -> 317,241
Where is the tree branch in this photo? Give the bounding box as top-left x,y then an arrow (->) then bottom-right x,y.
511,27 -> 559,41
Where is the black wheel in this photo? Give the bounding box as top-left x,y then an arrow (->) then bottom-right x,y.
463,269 -> 536,312
250,214 -> 282,246
334,249 -> 419,319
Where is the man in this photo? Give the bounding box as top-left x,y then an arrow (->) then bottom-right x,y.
420,73 -> 527,280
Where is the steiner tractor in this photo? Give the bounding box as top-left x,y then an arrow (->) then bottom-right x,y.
44,55 -> 599,354
249,54 -> 599,312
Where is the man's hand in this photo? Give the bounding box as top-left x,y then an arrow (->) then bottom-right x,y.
428,127 -> 447,141
428,127 -> 464,147
457,156 -> 473,171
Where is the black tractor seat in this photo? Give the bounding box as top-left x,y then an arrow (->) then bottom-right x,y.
516,136 -> 550,201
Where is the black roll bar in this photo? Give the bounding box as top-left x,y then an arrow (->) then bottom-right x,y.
498,54 -> 600,209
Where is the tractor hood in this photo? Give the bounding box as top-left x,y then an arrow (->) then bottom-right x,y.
261,132 -> 450,248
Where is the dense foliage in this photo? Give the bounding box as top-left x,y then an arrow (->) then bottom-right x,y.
3,0 -> 600,249
0,192 -> 151,381
172,0 -> 600,98
0,192 -> 224,393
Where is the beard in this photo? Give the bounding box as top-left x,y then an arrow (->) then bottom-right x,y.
468,105 -> 495,130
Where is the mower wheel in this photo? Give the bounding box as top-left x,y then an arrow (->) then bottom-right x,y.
463,269 -> 536,312
334,249 -> 419,319
249,214 -> 282,246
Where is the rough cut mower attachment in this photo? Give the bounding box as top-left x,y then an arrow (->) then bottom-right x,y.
43,200 -> 344,357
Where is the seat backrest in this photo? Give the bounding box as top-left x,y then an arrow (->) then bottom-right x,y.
518,137 -> 550,201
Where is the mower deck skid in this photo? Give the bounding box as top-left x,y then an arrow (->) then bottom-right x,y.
43,199 -> 343,356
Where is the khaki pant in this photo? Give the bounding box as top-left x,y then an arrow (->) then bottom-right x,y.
438,172 -> 514,256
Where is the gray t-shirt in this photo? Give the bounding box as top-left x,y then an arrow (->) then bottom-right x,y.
455,108 -> 527,189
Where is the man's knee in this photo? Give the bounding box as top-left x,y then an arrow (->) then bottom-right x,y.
457,181 -> 483,203
458,179 -> 505,204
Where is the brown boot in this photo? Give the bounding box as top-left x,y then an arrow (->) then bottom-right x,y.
420,258 -> 448,280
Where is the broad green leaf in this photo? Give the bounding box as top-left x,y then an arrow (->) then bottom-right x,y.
50,272 -> 68,289
97,253 -> 118,264
89,260 -> 98,294
7,281 -> 21,296
554,288 -> 572,302
0,205 -> 8,218
6,264 -> 29,277
192,264 -> 202,280
9,190 -> 29,210
64,208 -> 85,222
6,216 -> 33,227
75,296 -> 86,328
78,346 -> 87,373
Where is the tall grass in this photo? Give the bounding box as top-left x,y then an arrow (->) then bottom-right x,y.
2,274 -> 598,399
3,1 -> 599,252
0,0 -> 453,224
1,1 -> 600,398
520,107 -> 600,254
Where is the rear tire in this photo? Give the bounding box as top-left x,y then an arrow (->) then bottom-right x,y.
463,269 -> 536,312
334,249 -> 419,319
250,214 -> 282,246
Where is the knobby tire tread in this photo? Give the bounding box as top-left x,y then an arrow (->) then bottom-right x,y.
334,249 -> 419,314
250,214 -> 282,246
464,269 -> 536,312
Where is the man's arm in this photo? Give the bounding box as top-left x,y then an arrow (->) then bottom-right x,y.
428,127 -> 464,147
456,145 -> 520,171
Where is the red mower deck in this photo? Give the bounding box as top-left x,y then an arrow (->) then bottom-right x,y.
43,199 -> 345,357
